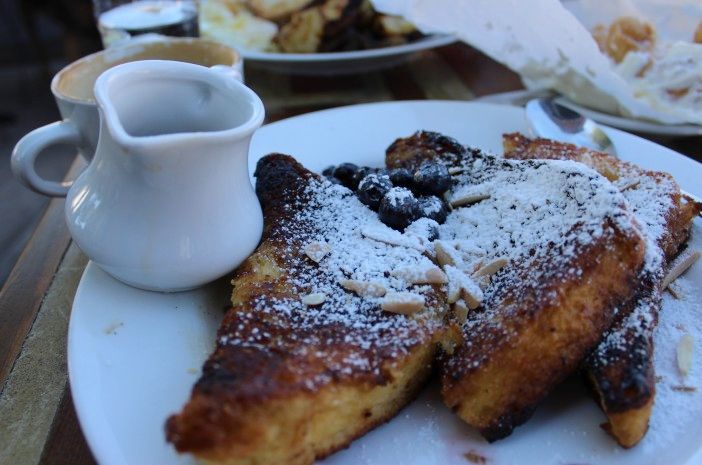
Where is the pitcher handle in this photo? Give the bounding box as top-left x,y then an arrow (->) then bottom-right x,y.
210,63 -> 244,83
11,120 -> 81,197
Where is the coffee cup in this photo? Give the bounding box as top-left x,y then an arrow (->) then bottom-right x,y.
11,37 -> 243,197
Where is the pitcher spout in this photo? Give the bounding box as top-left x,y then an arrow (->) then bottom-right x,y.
94,59 -> 264,154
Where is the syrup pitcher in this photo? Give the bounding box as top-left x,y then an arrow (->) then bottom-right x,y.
65,60 -> 264,291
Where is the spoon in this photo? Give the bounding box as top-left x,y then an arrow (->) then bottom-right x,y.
525,97 -> 702,206
525,98 -> 617,157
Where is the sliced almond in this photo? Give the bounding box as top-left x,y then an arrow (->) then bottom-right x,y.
677,334 -> 694,377
444,265 -> 484,308
668,283 -> 682,299
361,226 -> 426,252
453,299 -> 469,325
339,279 -> 387,297
304,241 -> 331,263
446,278 -> 461,305
458,269 -> 484,309
444,265 -> 464,304
391,265 -> 447,285
473,257 -> 509,278
424,266 -> 448,283
662,249 -> 701,290
449,193 -> 490,208
435,241 -> 463,268
468,260 -> 484,274
381,292 -> 425,315
461,283 -> 483,310
619,179 -> 640,191
302,292 -> 326,306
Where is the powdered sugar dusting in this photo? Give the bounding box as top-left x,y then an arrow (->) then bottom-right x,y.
436,150 -> 638,371
590,161 -> 677,365
218,174 -> 447,388
439,155 -> 634,267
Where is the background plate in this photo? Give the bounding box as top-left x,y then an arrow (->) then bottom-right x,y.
239,35 -> 455,75
68,101 -> 702,465
556,96 -> 702,137
477,90 -> 702,138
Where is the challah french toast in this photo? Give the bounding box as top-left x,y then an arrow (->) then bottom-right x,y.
166,154 -> 453,465
503,133 -> 702,447
166,131 -> 691,464
386,131 -> 646,441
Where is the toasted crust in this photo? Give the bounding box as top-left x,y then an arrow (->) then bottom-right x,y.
166,154 -> 450,465
503,132 -> 702,447
503,133 -> 700,260
387,131 -> 646,441
442,228 -> 644,440
385,130 -> 469,169
168,341 -> 436,465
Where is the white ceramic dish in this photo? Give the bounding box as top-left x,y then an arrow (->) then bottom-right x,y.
68,101 -> 702,465
239,34 -> 455,75
477,90 -> 702,138
555,96 -> 702,137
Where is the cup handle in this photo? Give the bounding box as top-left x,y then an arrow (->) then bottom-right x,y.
210,63 -> 245,83
11,120 -> 82,197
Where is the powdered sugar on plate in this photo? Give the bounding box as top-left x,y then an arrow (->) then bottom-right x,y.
640,274 -> 702,451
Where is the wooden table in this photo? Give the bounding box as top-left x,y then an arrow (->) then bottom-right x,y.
0,43 -> 699,465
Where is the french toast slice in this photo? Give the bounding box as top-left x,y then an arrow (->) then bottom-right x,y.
386,131 -> 646,441
166,154 -> 452,465
502,132 -> 702,447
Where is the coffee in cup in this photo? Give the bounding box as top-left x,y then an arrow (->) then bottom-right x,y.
12,37 -> 242,196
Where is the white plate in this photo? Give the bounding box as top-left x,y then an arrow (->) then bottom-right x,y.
477,90 -> 702,138
68,101 -> 702,465
555,97 -> 702,137
239,35 -> 455,75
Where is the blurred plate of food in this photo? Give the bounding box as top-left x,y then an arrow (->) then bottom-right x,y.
563,2 -> 702,136
199,0 -> 455,74
373,0 -> 702,132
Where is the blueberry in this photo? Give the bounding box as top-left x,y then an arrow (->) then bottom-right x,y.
322,165 -> 335,177
413,163 -> 452,196
333,163 -> 359,189
378,187 -> 420,231
418,196 -> 448,224
352,166 -> 375,190
388,168 -> 414,188
427,224 -> 439,241
357,173 -> 392,210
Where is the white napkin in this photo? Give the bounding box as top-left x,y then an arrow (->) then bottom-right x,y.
372,0 -> 702,125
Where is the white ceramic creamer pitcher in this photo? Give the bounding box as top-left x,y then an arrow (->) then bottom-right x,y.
66,60 -> 264,292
